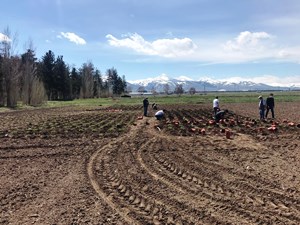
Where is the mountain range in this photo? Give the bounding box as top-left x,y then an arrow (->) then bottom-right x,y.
127,75 -> 300,93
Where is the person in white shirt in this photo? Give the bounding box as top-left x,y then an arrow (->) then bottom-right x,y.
213,96 -> 220,115
258,96 -> 265,120
155,109 -> 166,120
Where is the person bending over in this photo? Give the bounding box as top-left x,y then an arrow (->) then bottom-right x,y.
215,109 -> 228,123
155,109 -> 166,120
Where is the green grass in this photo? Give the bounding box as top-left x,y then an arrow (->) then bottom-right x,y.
46,91 -> 300,107
0,91 -> 299,111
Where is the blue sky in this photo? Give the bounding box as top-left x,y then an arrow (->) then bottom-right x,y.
1,0 -> 300,86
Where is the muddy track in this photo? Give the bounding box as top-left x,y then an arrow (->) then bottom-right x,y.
87,117 -> 300,225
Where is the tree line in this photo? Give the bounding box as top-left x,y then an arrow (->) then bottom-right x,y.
0,27 -> 127,108
137,83 -> 196,96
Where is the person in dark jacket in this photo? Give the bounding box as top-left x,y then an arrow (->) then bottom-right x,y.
265,93 -> 275,119
214,109 -> 228,123
143,97 -> 149,116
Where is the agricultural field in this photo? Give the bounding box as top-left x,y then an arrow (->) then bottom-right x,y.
0,97 -> 299,224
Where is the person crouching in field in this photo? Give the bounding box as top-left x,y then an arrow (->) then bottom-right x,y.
214,109 -> 228,123
152,103 -> 158,110
155,109 -> 166,120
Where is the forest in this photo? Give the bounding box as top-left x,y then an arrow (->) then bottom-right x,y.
0,27 -> 127,108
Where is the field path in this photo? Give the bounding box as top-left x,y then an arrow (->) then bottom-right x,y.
87,141 -> 137,224
87,117 -> 151,225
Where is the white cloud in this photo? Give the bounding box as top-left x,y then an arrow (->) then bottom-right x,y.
223,31 -> 272,51
263,16 -> 300,27
106,33 -> 197,58
219,31 -> 300,63
106,31 -> 300,65
60,32 -> 86,45
276,47 -> 300,63
0,33 -> 11,42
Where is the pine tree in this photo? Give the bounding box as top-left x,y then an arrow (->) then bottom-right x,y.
106,67 -> 126,96
39,50 -> 56,100
70,67 -> 81,99
54,56 -> 70,100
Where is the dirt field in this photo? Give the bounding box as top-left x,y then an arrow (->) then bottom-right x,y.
0,102 -> 299,225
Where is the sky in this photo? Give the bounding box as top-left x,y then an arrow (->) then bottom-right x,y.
1,0 -> 300,86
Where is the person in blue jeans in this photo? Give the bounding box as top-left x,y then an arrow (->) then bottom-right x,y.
265,93 -> 275,119
258,96 -> 265,120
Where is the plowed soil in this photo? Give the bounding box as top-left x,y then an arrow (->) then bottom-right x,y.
0,102 -> 299,225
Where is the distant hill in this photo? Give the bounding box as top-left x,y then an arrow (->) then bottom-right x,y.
127,75 -> 300,93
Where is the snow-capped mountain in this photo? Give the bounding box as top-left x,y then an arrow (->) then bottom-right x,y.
127,75 -> 300,92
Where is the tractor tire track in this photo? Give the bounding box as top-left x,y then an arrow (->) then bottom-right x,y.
87,116 -> 300,224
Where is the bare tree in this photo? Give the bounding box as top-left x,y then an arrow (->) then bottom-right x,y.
189,87 -> 196,95
174,84 -> 184,96
30,78 -> 47,106
20,39 -> 40,105
80,62 -> 94,98
0,27 -> 20,107
7,56 -> 21,107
